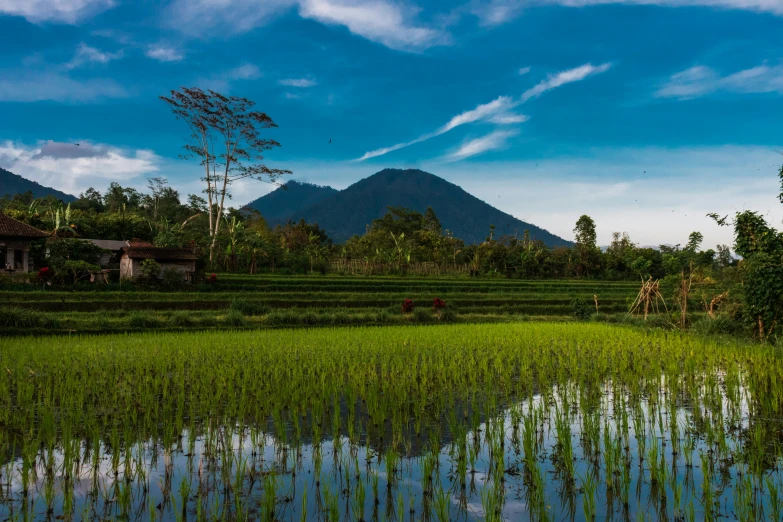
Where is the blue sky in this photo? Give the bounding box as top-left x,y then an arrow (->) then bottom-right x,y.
1,0 -> 782,247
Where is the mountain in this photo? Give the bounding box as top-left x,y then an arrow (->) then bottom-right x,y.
0,168 -> 76,202
245,180 -> 338,223
255,169 -> 571,246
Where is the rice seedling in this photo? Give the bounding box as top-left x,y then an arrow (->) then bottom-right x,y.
1,322 -> 782,521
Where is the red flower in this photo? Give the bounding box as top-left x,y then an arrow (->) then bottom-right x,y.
433,298 -> 446,310
37,267 -> 53,281
402,299 -> 415,314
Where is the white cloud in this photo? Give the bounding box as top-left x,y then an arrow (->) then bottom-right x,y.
228,63 -> 262,80
656,63 -> 783,99
66,43 -> 123,69
518,66 -> 531,75
146,45 -> 184,62
164,0 -> 296,35
283,92 -> 303,99
356,62 -> 610,161
452,145 -> 783,248
0,0 -> 114,24
520,62 -> 611,101
470,0 -> 783,25
446,129 -> 519,161
0,71 -> 127,102
199,63 -> 262,91
164,0 -> 446,51
355,96 -> 520,161
0,140 -> 159,194
279,77 -> 318,87
297,0 -> 446,51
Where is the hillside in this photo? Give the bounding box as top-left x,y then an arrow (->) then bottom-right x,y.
244,180 -> 338,223
259,169 -> 571,246
0,168 -> 75,202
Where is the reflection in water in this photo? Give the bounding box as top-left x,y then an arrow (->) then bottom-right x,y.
1,379 -> 779,521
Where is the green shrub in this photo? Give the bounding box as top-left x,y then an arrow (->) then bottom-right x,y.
411,308 -> 431,323
571,297 -> 592,321
161,268 -> 185,288
170,311 -> 193,327
438,309 -> 458,323
691,316 -> 741,336
128,312 -> 159,328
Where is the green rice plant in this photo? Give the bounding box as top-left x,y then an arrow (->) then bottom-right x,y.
128,311 -> 160,328
0,306 -> 58,328
224,309 -> 247,327
229,298 -> 268,316
170,310 -> 193,327
411,307 -> 432,323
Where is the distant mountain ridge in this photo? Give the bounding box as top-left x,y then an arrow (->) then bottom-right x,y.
245,181 -> 337,223
246,169 -> 571,246
0,168 -> 76,202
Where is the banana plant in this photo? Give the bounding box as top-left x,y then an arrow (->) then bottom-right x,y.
53,203 -> 75,237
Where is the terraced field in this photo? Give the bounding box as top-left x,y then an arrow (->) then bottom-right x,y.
0,275 -> 642,335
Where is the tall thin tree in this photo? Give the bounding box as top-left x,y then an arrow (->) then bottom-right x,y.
160,87 -> 291,259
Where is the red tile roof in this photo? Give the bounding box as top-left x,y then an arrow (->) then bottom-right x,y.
122,246 -> 198,261
0,213 -> 49,238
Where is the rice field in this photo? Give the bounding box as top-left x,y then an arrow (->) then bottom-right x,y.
0,275 -> 641,334
1,323 -> 782,521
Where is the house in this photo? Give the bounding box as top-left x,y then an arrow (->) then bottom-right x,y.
0,213 -> 48,273
82,239 -> 129,268
120,245 -> 198,282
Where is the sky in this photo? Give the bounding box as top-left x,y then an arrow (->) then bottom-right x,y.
0,0 -> 782,248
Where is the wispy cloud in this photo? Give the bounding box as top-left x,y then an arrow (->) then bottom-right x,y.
0,140 -> 158,194
656,63 -> 783,99
356,63 -> 610,161
518,66 -> 531,76
470,0 -> 783,25
279,77 -> 318,87
0,71 -> 127,102
520,62 -> 611,102
297,0 -> 447,51
0,0 -> 114,24
164,0 -> 447,51
227,63 -> 262,80
356,96 -> 520,161
65,43 -> 123,69
146,45 -> 184,62
197,63 -> 262,92
445,129 -> 519,161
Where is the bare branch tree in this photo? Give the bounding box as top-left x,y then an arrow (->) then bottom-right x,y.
160,87 -> 291,260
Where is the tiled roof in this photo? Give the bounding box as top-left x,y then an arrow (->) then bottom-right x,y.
0,213 -> 49,238
122,246 -> 198,261
83,239 -> 129,251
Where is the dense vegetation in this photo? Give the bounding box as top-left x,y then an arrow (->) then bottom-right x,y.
3,165 -> 783,339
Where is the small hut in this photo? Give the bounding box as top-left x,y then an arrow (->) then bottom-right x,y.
120,245 -> 197,282
82,239 -> 129,268
0,213 -> 48,273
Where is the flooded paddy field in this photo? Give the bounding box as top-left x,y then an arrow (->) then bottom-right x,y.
1,323 -> 782,521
